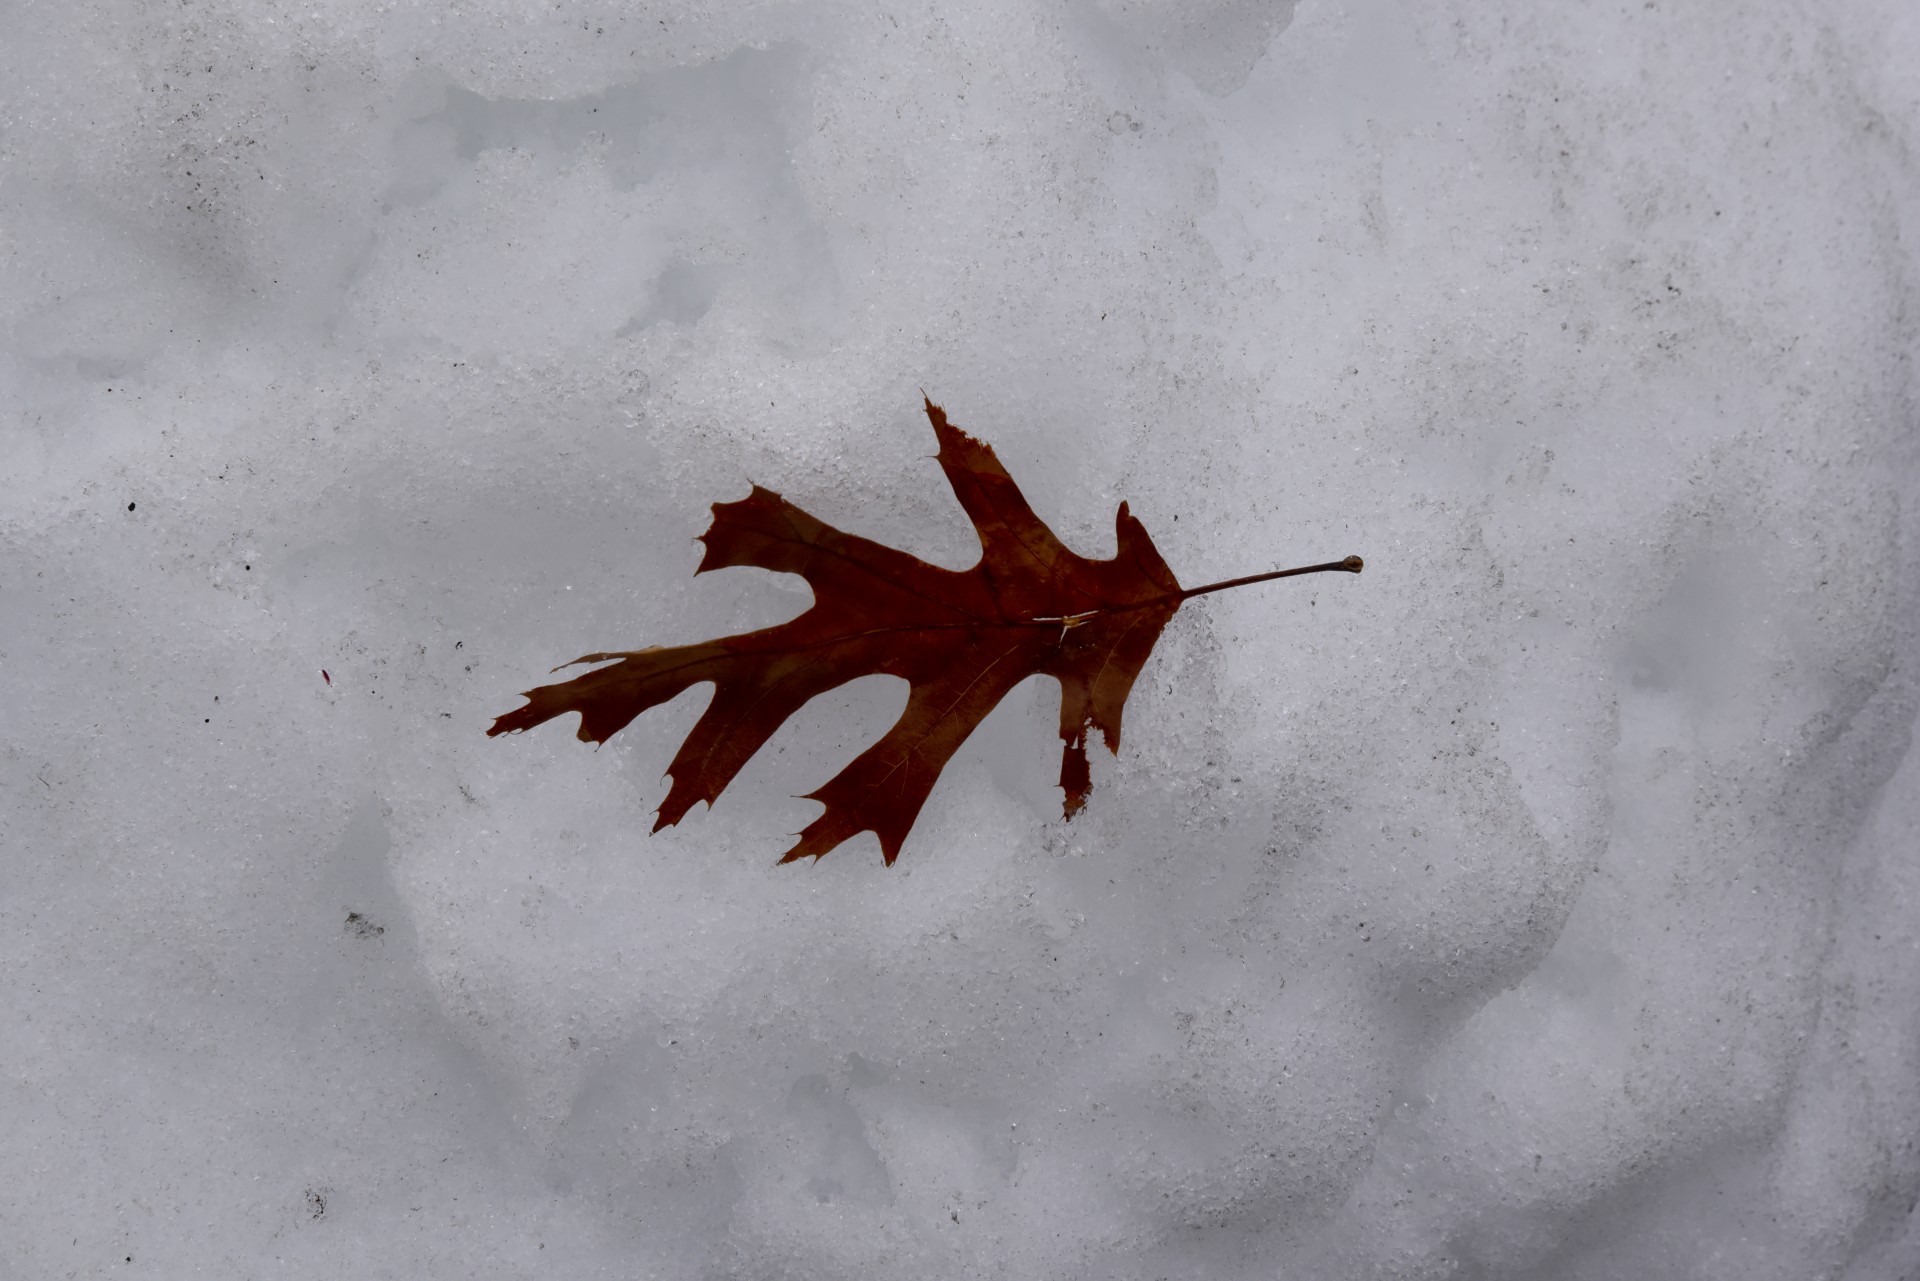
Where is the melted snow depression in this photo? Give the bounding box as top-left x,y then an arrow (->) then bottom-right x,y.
4,0 -> 1919,1276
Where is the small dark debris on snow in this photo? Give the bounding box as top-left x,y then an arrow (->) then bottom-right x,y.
344,911 -> 385,939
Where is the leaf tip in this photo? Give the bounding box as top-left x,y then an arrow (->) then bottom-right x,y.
486,700 -> 539,738
1058,737 -> 1091,817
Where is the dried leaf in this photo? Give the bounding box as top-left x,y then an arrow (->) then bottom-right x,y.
491,397 -> 1360,864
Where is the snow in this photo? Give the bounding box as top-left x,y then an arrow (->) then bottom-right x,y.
4,0 -> 1918,1276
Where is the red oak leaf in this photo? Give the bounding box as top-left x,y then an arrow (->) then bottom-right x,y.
490,397 -> 1360,864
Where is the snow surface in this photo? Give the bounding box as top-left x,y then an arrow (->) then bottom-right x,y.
5,0 -> 1919,1276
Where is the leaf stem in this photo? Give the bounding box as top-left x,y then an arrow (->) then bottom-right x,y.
1028,555 -> 1363,629
1176,555 -> 1363,601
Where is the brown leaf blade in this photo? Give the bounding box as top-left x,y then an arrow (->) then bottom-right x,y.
489,397 -> 1184,865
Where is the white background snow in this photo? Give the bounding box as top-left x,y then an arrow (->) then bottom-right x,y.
4,0 -> 1919,1276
